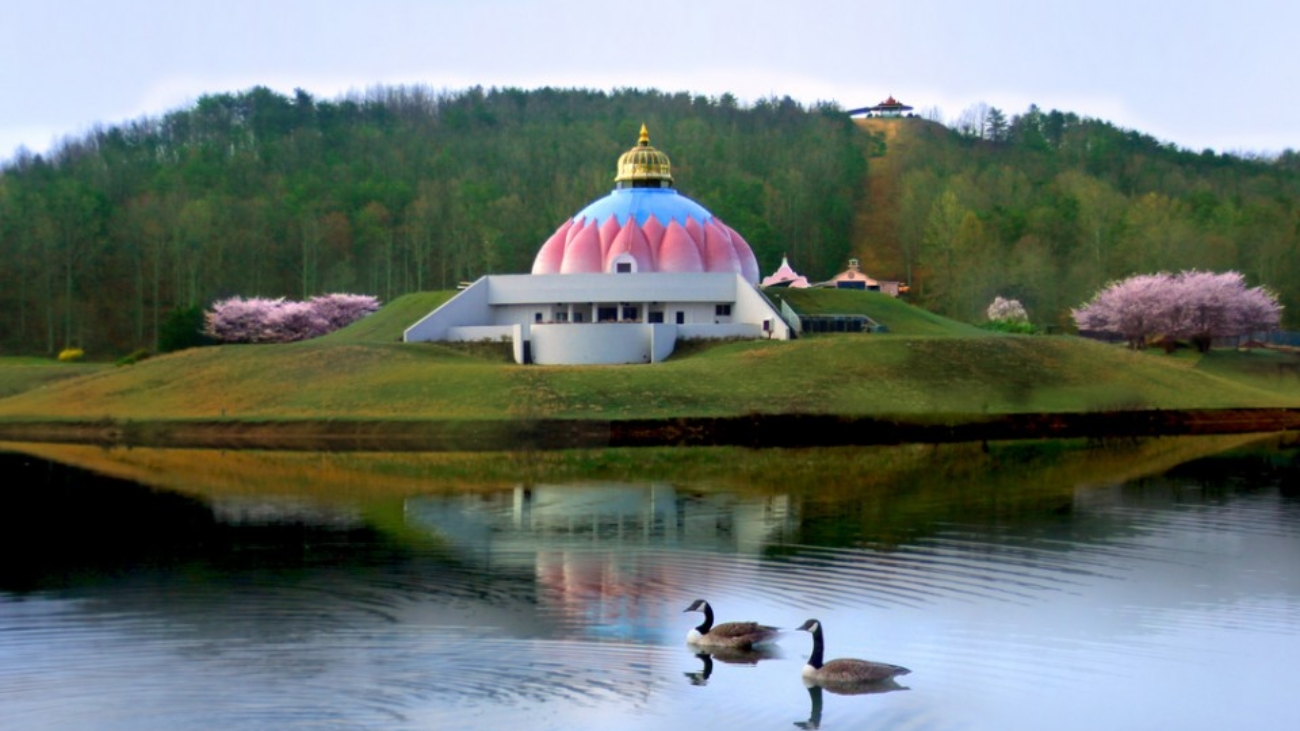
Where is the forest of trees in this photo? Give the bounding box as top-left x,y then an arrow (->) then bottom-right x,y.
858,104 -> 1300,329
1,85 -> 1297,357
0,86 -> 866,356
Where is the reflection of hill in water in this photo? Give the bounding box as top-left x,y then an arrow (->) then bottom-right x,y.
3,435 -> 1297,643
2,435 -> 1286,558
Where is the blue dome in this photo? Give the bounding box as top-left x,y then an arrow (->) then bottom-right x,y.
573,188 -> 715,228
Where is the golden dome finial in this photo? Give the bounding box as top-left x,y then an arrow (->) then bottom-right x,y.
615,124 -> 673,188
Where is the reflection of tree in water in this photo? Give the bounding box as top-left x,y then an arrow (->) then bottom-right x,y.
0,453 -> 394,593
767,435 -> 1274,552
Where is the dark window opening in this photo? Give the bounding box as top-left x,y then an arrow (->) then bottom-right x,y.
648,311 -> 664,324
676,311 -> 685,324
616,262 -> 632,273
715,304 -> 732,316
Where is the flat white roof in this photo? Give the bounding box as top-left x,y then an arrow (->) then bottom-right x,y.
486,272 -> 740,304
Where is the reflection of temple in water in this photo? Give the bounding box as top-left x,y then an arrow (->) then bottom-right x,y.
406,483 -> 796,555
405,484 -> 797,642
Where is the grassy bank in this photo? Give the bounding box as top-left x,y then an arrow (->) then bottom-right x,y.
0,290 -> 1296,430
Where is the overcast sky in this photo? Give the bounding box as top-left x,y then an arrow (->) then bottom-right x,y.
3,0 -> 1297,163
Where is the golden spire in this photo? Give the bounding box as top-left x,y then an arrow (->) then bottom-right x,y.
615,124 -> 673,188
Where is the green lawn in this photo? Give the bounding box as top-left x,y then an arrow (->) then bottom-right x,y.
1191,348 -> 1300,400
0,358 -> 109,400
0,291 -> 1295,422
314,291 -> 457,344
767,288 -> 989,336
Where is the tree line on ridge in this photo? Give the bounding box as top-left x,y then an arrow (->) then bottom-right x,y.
0,85 -> 1296,357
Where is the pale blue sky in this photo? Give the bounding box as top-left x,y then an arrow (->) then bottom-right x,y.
2,0 -> 1297,162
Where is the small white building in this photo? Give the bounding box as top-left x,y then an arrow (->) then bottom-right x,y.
404,126 -> 793,364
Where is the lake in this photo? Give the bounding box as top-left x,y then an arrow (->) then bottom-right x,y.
1,435 -> 1298,730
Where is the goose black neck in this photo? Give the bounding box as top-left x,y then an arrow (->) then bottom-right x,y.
695,602 -> 715,633
807,624 -> 825,669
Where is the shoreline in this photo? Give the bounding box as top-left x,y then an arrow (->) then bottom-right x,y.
1,408 -> 1298,452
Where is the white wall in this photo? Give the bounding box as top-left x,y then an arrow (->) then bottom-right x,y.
649,323 -> 677,362
404,278 -> 492,341
446,325 -> 515,342
404,272 -> 790,364
678,323 -> 764,340
733,279 -> 792,340
531,323 -> 661,365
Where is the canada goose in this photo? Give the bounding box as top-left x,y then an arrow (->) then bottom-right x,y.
683,598 -> 780,648
795,619 -> 910,685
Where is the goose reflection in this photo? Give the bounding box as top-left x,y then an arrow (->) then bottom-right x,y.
795,685 -> 824,730
683,644 -> 781,686
794,680 -> 909,729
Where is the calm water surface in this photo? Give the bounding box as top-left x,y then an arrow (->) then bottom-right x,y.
1,438 -> 1298,730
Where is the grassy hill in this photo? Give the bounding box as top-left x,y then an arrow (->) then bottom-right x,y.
313,291 -> 457,344
0,290 -> 1296,425
767,288 -> 988,336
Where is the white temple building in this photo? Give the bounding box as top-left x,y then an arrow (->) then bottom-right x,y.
404,126 -> 793,364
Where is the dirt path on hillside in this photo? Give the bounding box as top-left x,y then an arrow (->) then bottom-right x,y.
852,118 -> 909,281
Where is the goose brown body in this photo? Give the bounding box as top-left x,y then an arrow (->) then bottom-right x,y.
683,599 -> 779,649
796,619 -> 910,685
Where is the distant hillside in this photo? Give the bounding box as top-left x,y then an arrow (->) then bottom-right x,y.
1,85 -> 1296,359
845,113 -> 1300,329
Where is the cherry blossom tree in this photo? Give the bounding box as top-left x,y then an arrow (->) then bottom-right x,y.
265,300 -> 330,342
204,293 -> 380,343
204,296 -> 286,343
307,293 -> 381,330
987,296 -> 1029,323
1071,273 -> 1172,349
984,296 -> 1035,333
1073,271 -> 1281,351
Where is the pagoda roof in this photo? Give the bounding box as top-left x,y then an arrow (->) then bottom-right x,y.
760,255 -> 810,289
847,95 -> 915,116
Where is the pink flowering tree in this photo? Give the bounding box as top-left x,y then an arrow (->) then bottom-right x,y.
204,297 -> 286,343
1072,273 -> 1173,349
1166,271 -> 1283,352
307,293 -> 382,330
1073,271 -> 1281,351
987,296 -> 1029,324
984,296 -> 1035,333
265,300 -> 330,342
205,294 -> 380,343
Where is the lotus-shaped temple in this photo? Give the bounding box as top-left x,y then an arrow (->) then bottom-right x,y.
404,126 -> 792,365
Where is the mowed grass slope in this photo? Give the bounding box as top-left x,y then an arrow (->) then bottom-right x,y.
0,359 -> 109,399
0,290 -> 1295,421
767,289 -> 988,336
313,291 -> 456,344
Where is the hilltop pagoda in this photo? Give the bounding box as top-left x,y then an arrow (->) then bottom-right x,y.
847,95 -> 915,118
